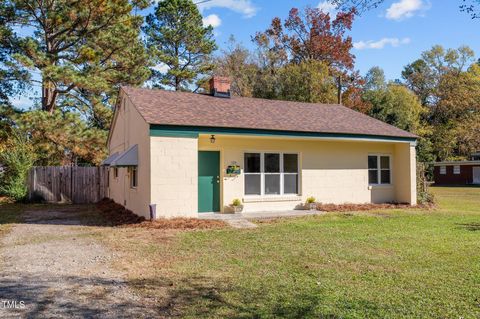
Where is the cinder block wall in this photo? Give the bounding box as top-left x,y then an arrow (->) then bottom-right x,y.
150,136 -> 198,218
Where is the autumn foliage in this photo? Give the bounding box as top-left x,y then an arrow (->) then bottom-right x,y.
258,7 -> 355,70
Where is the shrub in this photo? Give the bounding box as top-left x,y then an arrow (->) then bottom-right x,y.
306,196 -> 316,204
232,198 -> 242,207
0,131 -> 35,201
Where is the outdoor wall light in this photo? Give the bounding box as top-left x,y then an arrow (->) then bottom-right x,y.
210,134 -> 216,143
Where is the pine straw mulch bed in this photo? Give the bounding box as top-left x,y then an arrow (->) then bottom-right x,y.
316,202 -> 434,212
96,198 -> 226,230
0,196 -> 14,204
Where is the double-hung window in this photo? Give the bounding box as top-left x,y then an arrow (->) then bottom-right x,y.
368,155 -> 391,185
244,153 -> 299,196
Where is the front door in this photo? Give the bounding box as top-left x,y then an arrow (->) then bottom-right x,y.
473,167 -> 480,184
198,151 -> 220,212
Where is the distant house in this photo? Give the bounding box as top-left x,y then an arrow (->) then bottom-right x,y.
102,77 -> 418,219
433,153 -> 480,186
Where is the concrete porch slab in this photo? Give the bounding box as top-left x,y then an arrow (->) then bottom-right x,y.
198,210 -> 323,221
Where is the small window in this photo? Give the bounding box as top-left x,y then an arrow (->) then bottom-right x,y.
113,167 -> 118,179
453,165 -> 461,175
368,155 -> 391,185
130,167 -> 138,188
440,166 -> 446,175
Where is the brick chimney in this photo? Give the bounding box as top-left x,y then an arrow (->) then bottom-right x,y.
209,76 -> 231,98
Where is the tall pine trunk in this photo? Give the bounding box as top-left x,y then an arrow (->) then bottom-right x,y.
42,80 -> 56,113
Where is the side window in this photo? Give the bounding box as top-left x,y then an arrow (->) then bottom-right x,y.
114,167 -> 118,179
440,166 -> 446,175
368,156 -> 378,184
130,167 -> 138,188
368,155 -> 391,185
380,156 -> 391,184
453,165 -> 460,175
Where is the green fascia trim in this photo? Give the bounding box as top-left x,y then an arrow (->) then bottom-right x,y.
149,124 -> 417,143
149,129 -> 199,138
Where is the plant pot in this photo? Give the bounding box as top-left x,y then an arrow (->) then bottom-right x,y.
232,205 -> 243,213
308,203 -> 317,210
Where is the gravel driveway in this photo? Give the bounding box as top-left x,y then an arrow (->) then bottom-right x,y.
0,207 -> 160,318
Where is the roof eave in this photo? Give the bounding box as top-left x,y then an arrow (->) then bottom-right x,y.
149,124 -> 417,144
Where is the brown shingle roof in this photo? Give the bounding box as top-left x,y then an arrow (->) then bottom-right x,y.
121,87 -> 417,139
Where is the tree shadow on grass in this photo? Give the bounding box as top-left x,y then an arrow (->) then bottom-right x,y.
456,223 -> 480,231
1,273 -> 340,319
126,275 -> 352,319
0,274 -> 161,319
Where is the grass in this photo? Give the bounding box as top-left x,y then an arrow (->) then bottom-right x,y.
98,187 -> 480,318
0,203 -> 27,237
1,188 -> 479,318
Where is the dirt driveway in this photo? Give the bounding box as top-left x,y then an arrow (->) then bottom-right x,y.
0,206 -> 161,318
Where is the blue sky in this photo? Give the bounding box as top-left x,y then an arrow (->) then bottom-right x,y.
9,0 -> 480,108
196,0 -> 480,80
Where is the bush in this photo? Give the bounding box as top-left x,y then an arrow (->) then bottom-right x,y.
417,163 -> 435,206
232,198 -> 242,207
0,131 -> 35,201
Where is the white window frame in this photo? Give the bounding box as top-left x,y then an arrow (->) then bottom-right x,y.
368,154 -> 392,186
244,152 -> 299,196
129,167 -> 138,189
440,166 -> 446,175
453,165 -> 461,175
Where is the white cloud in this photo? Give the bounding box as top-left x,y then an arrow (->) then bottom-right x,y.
197,0 -> 257,18
385,0 -> 428,20
353,37 -> 411,50
202,14 -> 222,28
152,63 -> 169,73
317,1 -> 337,15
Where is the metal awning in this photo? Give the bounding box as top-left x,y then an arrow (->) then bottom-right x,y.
101,152 -> 120,166
110,145 -> 138,167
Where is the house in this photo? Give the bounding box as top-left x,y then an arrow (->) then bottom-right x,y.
433,153 -> 480,185
103,77 -> 418,219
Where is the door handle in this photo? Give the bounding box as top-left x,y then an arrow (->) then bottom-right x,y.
216,176 -> 220,183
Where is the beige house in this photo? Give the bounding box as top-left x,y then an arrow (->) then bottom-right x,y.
104,78 -> 417,219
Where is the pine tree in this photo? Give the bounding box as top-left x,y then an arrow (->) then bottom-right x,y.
0,1 -> 29,105
144,0 -> 217,91
2,0 -> 150,123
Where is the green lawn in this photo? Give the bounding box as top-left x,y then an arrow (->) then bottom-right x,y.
1,188 -> 479,318
111,187 -> 479,318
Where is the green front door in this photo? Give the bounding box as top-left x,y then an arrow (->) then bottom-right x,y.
198,151 -> 220,212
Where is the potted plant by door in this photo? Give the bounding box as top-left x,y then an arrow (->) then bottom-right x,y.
306,196 -> 317,210
231,198 -> 243,213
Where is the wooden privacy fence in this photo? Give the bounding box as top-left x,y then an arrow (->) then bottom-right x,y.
28,166 -> 109,204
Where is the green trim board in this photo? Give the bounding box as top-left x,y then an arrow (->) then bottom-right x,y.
150,124 -> 417,143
